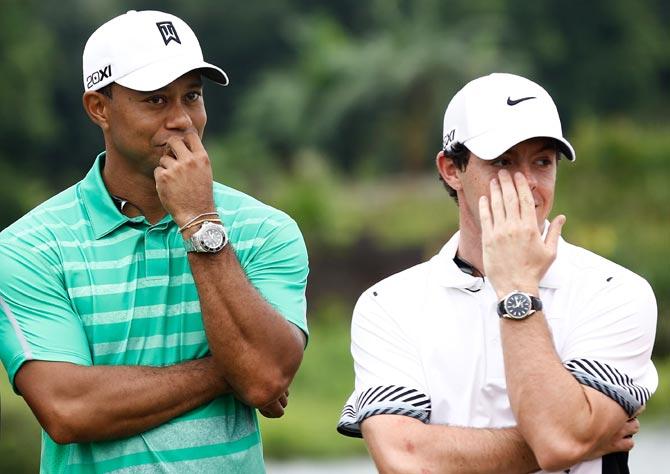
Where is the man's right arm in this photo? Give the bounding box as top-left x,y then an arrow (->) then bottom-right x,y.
361,414 -> 638,474
362,415 -> 538,474
345,287 -> 638,474
14,357 -> 231,444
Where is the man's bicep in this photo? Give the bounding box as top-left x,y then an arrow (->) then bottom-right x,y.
0,245 -> 92,390
238,218 -> 309,336
582,385 -> 632,436
562,274 -> 657,416
338,290 -> 431,438
15,360 -> 82,406
14,360 -> 91,437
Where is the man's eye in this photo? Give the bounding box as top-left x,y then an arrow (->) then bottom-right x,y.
186,91 -> 202,102
492,159 -> 511,167
146,96 -> 165,105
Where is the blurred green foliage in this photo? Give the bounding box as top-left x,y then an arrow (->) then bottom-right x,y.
1,367 -> 41,473
259,300 -> 367,458
1,0 -> 669,468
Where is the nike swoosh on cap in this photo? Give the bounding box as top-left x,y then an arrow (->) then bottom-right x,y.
507,96 -> 536,106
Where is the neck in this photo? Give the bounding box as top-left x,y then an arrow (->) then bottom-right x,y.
455,210 -> 485,277
102,152 -> 167,224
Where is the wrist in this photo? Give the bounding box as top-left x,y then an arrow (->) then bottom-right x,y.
495,285 -> 540,300
173,207 -> 217,229
174,210 -> 218,229
181,225 -> 200,240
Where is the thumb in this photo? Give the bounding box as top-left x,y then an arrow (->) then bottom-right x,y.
545,214 -> 566,253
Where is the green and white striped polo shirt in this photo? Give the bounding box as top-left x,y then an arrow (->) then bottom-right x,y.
0,153 -> 309,473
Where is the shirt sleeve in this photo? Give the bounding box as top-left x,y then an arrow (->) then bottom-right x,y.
337,289 -> 431,438
560,271 -> 657,417
0,241 -> 92,391
239,217 -> 309,338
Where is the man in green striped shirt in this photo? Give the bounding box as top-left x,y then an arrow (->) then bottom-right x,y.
0,10 -> 308,473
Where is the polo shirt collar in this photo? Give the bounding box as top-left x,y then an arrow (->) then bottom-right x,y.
433,224 -> 567,290
80,152 -> 130,239
433,232 -> 484,290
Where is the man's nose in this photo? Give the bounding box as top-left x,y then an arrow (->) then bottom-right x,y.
519,165 -> 538,189
165,103 -> 193,130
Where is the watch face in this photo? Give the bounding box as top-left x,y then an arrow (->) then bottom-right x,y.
201,226 -> 224,250
504,293 -> 532,318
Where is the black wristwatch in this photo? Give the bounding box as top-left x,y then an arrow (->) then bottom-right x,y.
497,291 -> 543,320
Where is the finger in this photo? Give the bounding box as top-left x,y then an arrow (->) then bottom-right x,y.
158,155 -> 177,170
613,436 -> 635,452
544,214 -> 566,253
489,177 -> 506,226
165,136 -> 190,160
279,394 -> 288,408
259,401 -> 284,418
498,170 -> 520,221
163,143 -> 177,159
514,172 -> 535,225
627,417 -> 640,435
183,131 -> 206,154
479,195 -> 493,236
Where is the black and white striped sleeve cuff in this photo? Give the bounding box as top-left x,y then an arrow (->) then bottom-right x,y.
564,358 -> 651,417
337,385 -> 431,438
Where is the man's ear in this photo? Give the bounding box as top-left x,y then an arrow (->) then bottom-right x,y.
82,91 -> 111,130
436,150 -> 463,192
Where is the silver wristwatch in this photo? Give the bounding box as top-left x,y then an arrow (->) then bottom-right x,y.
183,221 -> 228,253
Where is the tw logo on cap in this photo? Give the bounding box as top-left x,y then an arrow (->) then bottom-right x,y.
156,21 -> 181,45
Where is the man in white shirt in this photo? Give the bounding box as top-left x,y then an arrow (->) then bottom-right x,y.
338,73 -> 657,474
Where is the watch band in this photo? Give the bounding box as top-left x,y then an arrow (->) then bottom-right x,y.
183,221 -> 228,253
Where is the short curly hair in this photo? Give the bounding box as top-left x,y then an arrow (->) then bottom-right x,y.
97,83 -> 114,98
438,142 -> 470,204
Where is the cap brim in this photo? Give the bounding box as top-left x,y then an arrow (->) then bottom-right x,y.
115,56 -> 229,91
465,127 -> 576,161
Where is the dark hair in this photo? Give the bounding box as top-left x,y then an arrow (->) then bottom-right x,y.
98,83 -> 114,98
439,142 -> 470,204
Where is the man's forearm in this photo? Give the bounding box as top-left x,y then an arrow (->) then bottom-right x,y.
154,133 -> 304,408
500,309 -> 628,470
16,357 -> 229,444
362,415 -> 539,474
479,171 -> 632,470
187,244 -> 304,407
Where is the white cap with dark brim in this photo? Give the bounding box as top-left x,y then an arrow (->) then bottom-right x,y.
83,10 -> 228,92
442,73 -> 575,161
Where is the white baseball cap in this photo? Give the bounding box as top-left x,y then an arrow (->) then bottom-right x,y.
442,73 -> 575,161
82,10 -> 229,92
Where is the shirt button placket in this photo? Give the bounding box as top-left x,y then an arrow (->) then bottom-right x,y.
145,226 -> 170,279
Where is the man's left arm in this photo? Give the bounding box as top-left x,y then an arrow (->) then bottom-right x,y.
155,133 -> 307,410
479,170 -> 657,471
186,237 -> 306,410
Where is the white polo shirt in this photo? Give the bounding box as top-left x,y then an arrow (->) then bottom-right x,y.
338,231 -> 657,474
